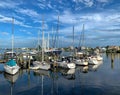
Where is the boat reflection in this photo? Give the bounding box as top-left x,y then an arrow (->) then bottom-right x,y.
3,72 -> 19,95
0,64 -> 4,75
59,68 -> 75,80
33,69 -> 51,95
88,61 -> 103,71
33,69 -> 51,77
76,66 -> 88,73
4,71 -> 19,84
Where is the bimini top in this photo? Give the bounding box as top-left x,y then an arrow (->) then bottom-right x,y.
6,59 -> 16,66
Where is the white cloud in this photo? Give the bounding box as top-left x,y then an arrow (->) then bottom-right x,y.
0,14 -> 12,22
0,0 -> 20,9
14,14 -> 25,21
53,11 -> 103,26
26,32 -> 32,35
0,14 -> 32,28
15,20 -> 32,28
0,0 -> 119,47
49,10 -> 120,45
47,3 -> 53,9
53,11 -> 77,25
37,1 -> 54,10
106,13 -> 120,22
1,32 -> 9,36
16,8 -> 40,18
80,14 -> 103,22
19,29 -> 32,35
97,0 -> 110,3
73,0 -> 94,7
38,3 -> 46,9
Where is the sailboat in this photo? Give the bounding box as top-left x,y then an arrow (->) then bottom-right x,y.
30,30 -> 41,70
56,25 -> 76,69
56,59 -> 76,69
4,17 -> 20,75
74,24 -> 88,66
31,18 -> 50,70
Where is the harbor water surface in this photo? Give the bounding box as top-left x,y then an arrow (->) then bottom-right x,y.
0,53 -> 120,95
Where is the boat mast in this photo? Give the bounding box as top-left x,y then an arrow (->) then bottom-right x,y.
53,15 -> 59,48
82,24 -> 85,48
72,25 -> 74,49
78,24 -> 85,50
38,30 -> 40,52
42,18 -> 44,62
52,26 -> 54,48
12,17 -> 14,58
57,15 -> 59,49
47,33 -> 49,50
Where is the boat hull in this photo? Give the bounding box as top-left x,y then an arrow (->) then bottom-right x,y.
75,59 -> 88,66
32,61 -> 50,70
88,57 -> 98,65
4,65 -> 20,75
57,61 -> 76,69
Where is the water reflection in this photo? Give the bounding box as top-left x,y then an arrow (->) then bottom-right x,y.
33,69 -> 51,77
111,54 -> 114,69
76,66 -> 88,73
88,61 -> 103,72
106,53 -> 120,69
4,72 -> 19,95
59,69 -> 75,80
4,72 -> 19,83
4,53 -> 120,95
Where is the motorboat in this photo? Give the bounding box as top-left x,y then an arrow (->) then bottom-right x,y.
4,59 -> 20,75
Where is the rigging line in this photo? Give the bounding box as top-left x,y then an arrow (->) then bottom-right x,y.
53,15 -> 59,48
78,25 -> 83,48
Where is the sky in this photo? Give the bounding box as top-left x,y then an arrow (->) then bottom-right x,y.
0,0 -> 120,48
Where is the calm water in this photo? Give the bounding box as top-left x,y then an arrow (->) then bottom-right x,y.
0,53 -> 120,95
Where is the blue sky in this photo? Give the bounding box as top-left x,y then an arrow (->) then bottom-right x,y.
0,0 -> 120,48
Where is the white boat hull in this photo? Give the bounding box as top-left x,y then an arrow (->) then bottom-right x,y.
88,57 -> 98,65
96,56 -> 103,61
89,62 -> 103,71
32,61 -> 50,70
30,64 -> 40,70
4,65 -> 20,75
57,61 -> 76,69
75,59 -> 88,66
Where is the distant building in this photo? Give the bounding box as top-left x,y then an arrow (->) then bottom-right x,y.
107,46 -> 120,50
